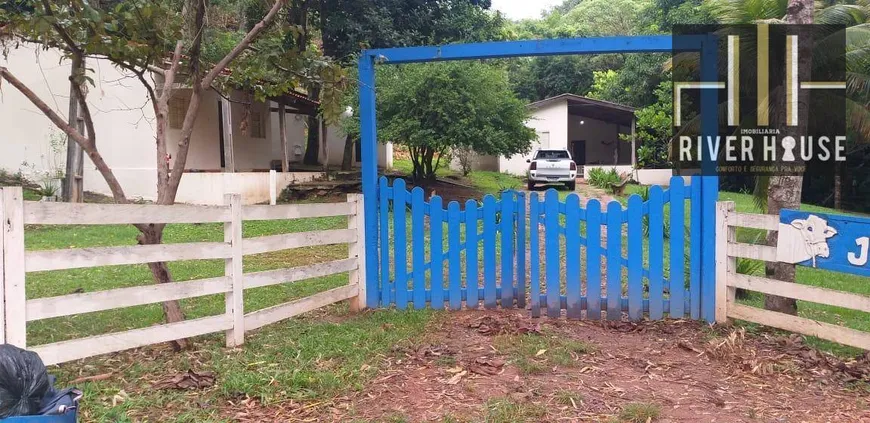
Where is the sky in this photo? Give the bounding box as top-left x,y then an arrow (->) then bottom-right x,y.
490,0 -> 562,20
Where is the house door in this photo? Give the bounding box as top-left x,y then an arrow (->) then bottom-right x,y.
571,140 -> 586,165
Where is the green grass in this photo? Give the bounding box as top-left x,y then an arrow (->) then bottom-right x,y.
484,397 -> 547,423
492,331 -> 593,374
617,402 -> 661,423
20,201 -> 440,421
466,171 -> 523,194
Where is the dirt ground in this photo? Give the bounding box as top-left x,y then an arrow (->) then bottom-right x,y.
231,310 -> 870,422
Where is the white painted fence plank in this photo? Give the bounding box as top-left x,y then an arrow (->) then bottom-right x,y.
225,194 -> 244,347
242,202 -> 355,221
2,188 -> 26,347
244,258 -> 357,290
30,315 -> 232,366
26,276 -> 230,321
728,212 -> 779,231
728,303 -> 870,350
727,242 -> 778,261
729,273 -> 870,313
715,202 -> 733,323
24,202 -> 230,225
243,229 -> 356,255
244,285 -> 358,331
347,194 -> 366,311
26,242 -> 232,272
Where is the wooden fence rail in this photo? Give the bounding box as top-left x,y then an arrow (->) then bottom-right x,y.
715,201 -> 870,350
0,187 -> 365,365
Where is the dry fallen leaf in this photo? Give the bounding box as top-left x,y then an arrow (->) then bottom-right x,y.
446,370 -> 467,385
535,349 -> 547,357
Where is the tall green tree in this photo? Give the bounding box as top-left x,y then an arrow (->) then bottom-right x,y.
378,62 -> 536,182
314,0 -> 509,168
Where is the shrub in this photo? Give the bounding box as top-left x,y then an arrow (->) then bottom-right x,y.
587,167 -> 621,189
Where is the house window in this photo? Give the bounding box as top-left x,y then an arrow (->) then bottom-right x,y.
250,111 -> 266,139
168,95 -> 190,129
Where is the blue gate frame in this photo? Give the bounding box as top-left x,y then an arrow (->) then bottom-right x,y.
358,35 -> 721,321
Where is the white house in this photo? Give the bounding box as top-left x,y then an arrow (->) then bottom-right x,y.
455,93 -> 684,186
0,44 -> 392,205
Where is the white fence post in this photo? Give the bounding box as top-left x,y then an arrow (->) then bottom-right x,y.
347,194 -> 366,311
715,201 -> 736,323
2,187 -> 26,347
224,193 -> 244,346
269,170 -> 277,206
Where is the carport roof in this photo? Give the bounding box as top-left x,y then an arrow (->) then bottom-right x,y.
528,93 -> 635,126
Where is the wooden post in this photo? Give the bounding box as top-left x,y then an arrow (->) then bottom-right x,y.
321,119 -> 329,171
2,188 -> 26,347
224,193 -> 244,346
715,201 -> 736,323
278,100 -> 289,173
347,194 -> 366,311
221,97 -> 235,173
630,118 -> 637,180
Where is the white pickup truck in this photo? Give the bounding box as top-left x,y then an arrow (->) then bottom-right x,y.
526,149 -> 577,191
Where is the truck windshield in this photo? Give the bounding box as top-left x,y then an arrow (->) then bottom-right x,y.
535,150 -> 570,160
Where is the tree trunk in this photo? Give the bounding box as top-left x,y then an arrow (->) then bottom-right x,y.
764,0 -> 813,315
138,225 -> 189,350
341,135 -> 355,171
63,55 -> 85,203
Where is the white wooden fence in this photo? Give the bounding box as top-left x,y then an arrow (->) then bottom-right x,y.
715,201 -> 870,350
0,187 -> 366,365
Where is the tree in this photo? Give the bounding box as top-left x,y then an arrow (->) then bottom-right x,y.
0,0 -> 342,347
709,0 -> 870,314
378,62 -> 536,182
316,0 -> 509,169
620,81 -> 675,169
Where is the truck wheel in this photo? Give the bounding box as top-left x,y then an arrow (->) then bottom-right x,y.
566,181 -> 576,191
527,180 -> 535,191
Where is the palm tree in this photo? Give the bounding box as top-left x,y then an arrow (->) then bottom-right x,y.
707,1 -> 870,212
708,0 -> 869,314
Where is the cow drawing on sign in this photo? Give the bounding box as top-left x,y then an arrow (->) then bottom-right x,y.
775,215 -> 838,268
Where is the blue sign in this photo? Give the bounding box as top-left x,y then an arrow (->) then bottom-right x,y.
776,209 -> 870,277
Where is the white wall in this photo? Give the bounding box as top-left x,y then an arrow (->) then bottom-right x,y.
499,99 -> 568,176
268,108 -> 392,169
175,172 -> 323,205
1,44 -> 159,200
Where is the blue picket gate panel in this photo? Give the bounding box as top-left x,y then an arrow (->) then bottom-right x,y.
565,194 -> 581,319
448,202 -> 462,310
482,195 -> 498,309
374,176 -> 702,322
465,200 -> 480,309
606,201 -> 623,320
515,192 -> 527,309
586,199 -> 602,320
544,190 -> 561,318
627,195 -> 644,321
411,187 -> 426,310
690,175 -> 702,320
530,193 -> 542,318
500,193 -> 515,307
648,186 -> 665,320
669,177 -> 686,318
